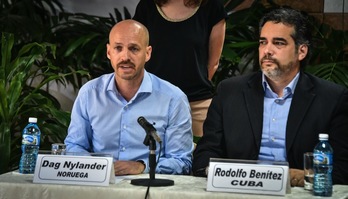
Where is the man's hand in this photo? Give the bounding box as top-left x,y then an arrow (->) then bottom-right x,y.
290,168 -> 304,187
114,160 -> 145,176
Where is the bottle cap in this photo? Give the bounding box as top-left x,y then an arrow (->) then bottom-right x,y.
319,133 -> 329,140
28,117 -> 38,123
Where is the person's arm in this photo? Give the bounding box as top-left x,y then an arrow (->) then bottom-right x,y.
64,92 -> 92,153
208,19 -> 226,81
114,160 -> 145,176
155,95 -> 194,175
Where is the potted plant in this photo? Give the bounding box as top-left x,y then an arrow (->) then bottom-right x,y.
0,32 -> 87,174
0,0 -> 130,174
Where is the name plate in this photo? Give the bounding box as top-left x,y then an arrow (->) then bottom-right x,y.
33,154 -> 114,186
207,158 -> 289,196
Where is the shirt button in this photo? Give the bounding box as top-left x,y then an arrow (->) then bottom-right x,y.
272,118 -> 276,122
271,137 -> 276,142
275,99 -> 280,103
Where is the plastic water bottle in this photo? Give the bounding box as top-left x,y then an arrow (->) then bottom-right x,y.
313,134 -> 333,196
19,117 -> 41,174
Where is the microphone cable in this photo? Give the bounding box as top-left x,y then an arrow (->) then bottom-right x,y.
144,141 -> 162,199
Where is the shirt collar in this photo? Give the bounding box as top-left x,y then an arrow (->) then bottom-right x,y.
107,70 -> 153,95
262,72 -> 300,98
137,70 -> 152,94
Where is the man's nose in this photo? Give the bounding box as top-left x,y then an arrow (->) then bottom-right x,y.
263,44 -> 274,57
120,49 -> 130,61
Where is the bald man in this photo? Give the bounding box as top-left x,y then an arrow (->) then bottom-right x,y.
65,20 -> 193,175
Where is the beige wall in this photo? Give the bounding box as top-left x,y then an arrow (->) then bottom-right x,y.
270,0 -> 347,30
59,0 -> 138,17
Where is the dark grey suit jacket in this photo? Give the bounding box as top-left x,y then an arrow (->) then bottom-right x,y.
193,71 -> 348,184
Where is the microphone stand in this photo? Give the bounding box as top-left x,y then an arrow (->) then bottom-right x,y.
131,133 -> 174,187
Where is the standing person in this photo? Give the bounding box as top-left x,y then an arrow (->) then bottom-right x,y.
133,0 -> 227,142
192,7 -> 348,186
65,19 -> 193,176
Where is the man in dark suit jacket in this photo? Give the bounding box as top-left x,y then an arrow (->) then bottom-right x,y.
192,7 -> 348,186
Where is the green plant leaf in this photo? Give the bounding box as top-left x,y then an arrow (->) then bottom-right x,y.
0,32 -> 86,174
1,33 -> 14,80
63,33 -> 99,57
7,72 -> 25,118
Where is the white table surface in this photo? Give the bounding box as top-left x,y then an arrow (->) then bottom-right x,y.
0,171 -> 347,199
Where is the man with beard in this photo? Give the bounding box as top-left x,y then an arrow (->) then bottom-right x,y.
192,7 -> 348,187
65,20 -> 193,176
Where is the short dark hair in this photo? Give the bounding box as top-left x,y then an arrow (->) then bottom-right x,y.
259,7 -> 312,68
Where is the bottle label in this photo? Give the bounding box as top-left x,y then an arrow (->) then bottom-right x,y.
22,135 -> 39,145
313,152 -> 333,165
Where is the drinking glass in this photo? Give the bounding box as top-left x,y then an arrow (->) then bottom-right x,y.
304,152 -> 314,190
51,143 -> 66,155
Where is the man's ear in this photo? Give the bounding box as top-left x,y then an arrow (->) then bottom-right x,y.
145,46 -> 152,62
106,43 -> 111,59
298,44 -> 308,61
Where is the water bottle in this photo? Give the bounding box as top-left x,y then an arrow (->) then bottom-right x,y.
313,133 -> 333,196
19,117 -> 41,174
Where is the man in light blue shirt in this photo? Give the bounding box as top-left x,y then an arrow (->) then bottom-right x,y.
65,19 -> 193,175
258,72 -> 299,161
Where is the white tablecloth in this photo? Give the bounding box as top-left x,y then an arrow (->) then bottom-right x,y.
0,171 -> 347,199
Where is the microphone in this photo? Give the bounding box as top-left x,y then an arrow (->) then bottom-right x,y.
131,116 -> 174,187
137,116 -> 162,143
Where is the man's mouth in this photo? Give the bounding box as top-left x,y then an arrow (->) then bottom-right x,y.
118,62 -> 135,69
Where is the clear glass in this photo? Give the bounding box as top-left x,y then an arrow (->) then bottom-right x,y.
303,152 -> 314,190
51,143 -> 66,155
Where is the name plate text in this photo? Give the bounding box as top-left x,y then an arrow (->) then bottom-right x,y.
33,154 -> 114,186
207,158 -> 289,196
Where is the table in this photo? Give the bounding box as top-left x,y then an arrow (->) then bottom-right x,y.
0,171 -> 347,199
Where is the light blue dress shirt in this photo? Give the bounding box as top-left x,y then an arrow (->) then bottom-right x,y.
65,71 -> 194,175
258,73 -> 300,162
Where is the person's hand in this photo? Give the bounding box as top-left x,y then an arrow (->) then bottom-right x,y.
114,160 -> 145,176
289,168 -> 304,187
